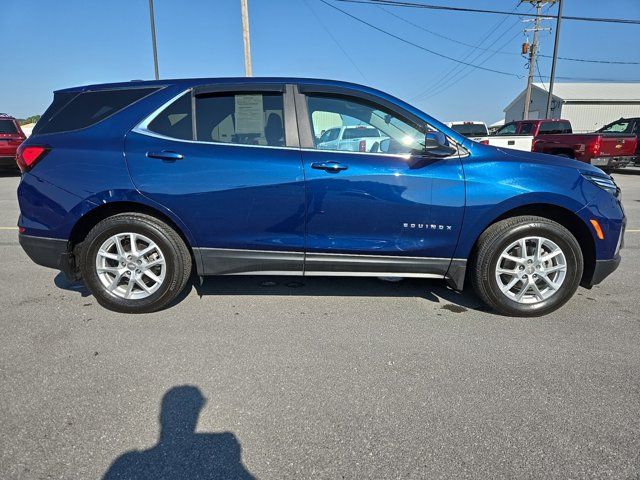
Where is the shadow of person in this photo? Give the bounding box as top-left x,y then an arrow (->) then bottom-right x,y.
103,386 -> 255,480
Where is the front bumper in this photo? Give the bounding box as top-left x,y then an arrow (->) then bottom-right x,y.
590,156 -> 633,168
19,234 -> 73,275
586,255 -> 622,287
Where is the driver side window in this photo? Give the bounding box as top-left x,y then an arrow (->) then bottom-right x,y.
306,94 -> 428,155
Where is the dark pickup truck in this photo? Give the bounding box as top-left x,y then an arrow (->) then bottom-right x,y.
524,119 -> 637,172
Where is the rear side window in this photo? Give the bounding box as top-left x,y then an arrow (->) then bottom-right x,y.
36,87 -> 158,135
519,123 -> 534,135
147,92 -> 193,140
0,120 -> 18,134
598,121 -> 632,134
539,121 -> 572,134
195,93 -> 285,147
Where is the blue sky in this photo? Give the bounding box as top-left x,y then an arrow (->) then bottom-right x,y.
1,0 -> 639,123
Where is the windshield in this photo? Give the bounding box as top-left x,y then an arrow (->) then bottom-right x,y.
450,123 -> 488,137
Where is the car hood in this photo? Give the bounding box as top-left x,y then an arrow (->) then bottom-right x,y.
495,146 -> 604,176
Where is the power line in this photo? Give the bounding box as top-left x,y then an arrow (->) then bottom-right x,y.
540,54 -> 640,65
317,0 -> 640,85
411,2 -> 526,101
410,1 -> 521,97
317,0 -> 523,78
418,29 -> 526,101
378,5 -> 640,65
335,0 -> 640,25
303,0 -> 368,81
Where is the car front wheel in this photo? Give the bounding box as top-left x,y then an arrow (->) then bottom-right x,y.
79,213 -> 192,313
471,216 -> 583,317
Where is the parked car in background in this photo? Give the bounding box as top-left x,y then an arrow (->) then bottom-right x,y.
17,78 -> 624,317
0,114 -> 26,170
317,125 -> 387,152
489,118 -> 637,171
446,121 -> 489,144
530,121 -> 637,172
487,119 -> 572,152
595,117 -> 640,166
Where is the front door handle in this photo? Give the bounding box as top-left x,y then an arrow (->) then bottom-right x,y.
311,161 -> 348,172
146,150 -> 184,161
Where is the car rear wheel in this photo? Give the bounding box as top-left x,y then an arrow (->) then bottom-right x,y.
470,216 -> 583,317
79,213 -> 191,313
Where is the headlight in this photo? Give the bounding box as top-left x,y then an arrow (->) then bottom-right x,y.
582,173 -> 619,197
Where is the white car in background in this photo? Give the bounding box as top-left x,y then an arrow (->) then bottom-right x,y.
446,121 -> 489,144
317,125 -> 388,152
448,120 -> 534,152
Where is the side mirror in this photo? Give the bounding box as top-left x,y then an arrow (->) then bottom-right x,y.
424,131 -> 447,149
421,131 -> 457,158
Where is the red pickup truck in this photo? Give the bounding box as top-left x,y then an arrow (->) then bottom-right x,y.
503,119 -> 637,172
0,114 -> 26,170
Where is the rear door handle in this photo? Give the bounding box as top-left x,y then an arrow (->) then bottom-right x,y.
311,161 -> 348,172
146,150 -> 184,161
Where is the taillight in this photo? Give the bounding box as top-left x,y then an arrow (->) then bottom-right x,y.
531,139 -> 538,151
479,139 -> 489,145
589,137 -> 601,157
359,140 -> 366,152
16,145 -> 49,172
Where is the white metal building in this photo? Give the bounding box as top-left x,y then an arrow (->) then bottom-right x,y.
503,83 -> 640,133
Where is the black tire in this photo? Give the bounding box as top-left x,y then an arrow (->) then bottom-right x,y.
79,213 -> 192,313
470,215 -> 583,317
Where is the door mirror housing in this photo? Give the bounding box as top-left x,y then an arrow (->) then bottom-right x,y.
422,131 -> 457,158
425,131 -> 447,149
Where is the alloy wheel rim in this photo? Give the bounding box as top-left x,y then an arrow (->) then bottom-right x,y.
495,236 -> 567,304
95,232 -> 166,300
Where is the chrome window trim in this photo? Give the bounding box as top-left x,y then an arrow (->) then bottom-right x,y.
132,88 -> 465,160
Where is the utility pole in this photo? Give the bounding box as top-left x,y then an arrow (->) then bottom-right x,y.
522,1 -> 543,120
148,0 -> 160,80
240,0 -> 253,77
521,0 -> 557,119
546,0 -> 563,118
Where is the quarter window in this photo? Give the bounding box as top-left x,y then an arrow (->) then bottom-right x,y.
147,92 -> 193,140
195,93 -> 285,147
37,87 -> 159,134
306,95 -> 428,155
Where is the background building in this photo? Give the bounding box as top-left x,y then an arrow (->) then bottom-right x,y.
503,83 -> 640,132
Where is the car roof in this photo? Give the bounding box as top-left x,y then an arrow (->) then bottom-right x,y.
54,77 -> 383,94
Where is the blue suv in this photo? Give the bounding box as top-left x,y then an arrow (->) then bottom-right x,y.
16,78 -> 624,316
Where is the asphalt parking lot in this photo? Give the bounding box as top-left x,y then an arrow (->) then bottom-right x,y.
0,169 -> 639,479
